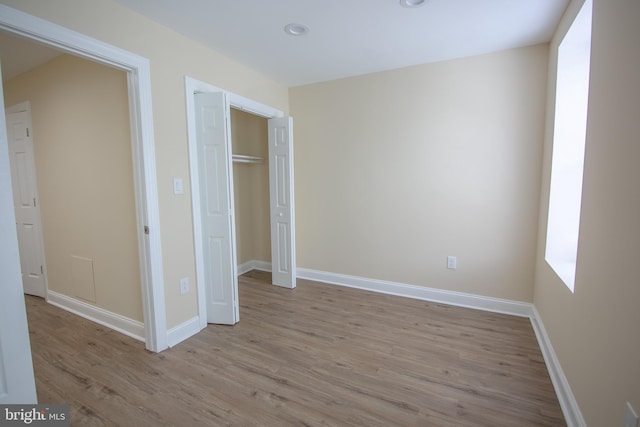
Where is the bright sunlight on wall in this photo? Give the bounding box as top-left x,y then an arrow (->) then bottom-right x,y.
545,0 -> 592,292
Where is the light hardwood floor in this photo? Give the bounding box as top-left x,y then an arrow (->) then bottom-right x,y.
26,271 -> 565,426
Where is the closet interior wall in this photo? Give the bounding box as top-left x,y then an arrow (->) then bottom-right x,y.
230,108 -> 271,267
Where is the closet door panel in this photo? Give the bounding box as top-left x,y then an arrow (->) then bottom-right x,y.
195,92 -> 239,324
268,117 -> 296,288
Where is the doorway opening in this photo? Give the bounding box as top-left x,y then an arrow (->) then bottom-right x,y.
4,52 -> 145,335
0,5 -> 167,352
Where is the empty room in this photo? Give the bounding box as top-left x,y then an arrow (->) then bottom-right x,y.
0,0 -> 638,426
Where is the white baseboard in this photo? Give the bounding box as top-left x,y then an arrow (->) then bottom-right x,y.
167,316 -> 201,348
296,267 -> 533,317
530,306 -> 586,427
237,260 -> 272,275
47,291 -> 145,342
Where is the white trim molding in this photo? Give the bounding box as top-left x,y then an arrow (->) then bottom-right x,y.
297,267 -> 533,318
47,291 -> 145,343
167,316 -> 201,348
0,4 -> 167,352
530,307 -> 586,427
237,260 -> 272,276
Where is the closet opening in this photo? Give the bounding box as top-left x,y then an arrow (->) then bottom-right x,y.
186,77 -> 296,328
230,108 -> 272,276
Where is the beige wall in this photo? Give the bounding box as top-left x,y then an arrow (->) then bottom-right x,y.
533,0 -> 640,425
290,44 -> 548,302
0,0 -> 289,328
4,54 -> 143,322
231,108 -> 271,265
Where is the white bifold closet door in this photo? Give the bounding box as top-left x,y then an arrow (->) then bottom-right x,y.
195,92 -> 239,325
268,117 -> 296,289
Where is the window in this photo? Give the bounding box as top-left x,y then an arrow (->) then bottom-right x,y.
545,0 -> 593,292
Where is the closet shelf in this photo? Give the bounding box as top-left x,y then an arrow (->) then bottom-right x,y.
232,154 -> 264,164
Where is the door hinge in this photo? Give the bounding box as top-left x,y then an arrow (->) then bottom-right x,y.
33,198 -> 36,207
26,127 -> 30,137
144,225 -> 149,235
40,265 -> 43,274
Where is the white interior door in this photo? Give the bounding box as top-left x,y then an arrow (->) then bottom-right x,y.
6,104 -> 47,298
268,117 -> 296,288
195,92 -> 239,325
0,61 -> 38,404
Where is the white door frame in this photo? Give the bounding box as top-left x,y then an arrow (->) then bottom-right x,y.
0,5 -> 167,352
185,76 -> 285,329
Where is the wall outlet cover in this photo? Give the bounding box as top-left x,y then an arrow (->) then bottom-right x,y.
179,277 -> 189,295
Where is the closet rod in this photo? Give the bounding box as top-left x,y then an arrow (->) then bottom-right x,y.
232,154 -> 264,164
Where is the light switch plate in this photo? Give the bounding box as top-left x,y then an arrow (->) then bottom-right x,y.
447,256 -> 457,270
173,178 -> 184,195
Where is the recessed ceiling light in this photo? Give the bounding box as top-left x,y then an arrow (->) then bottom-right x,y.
399,0 -> 425,7
284,23 -> 309,36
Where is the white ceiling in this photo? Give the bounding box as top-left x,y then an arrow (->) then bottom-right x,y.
113,0 -> 569,86
0,0 -> 569,86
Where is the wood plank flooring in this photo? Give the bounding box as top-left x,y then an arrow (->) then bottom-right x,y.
26,271 -> 566,426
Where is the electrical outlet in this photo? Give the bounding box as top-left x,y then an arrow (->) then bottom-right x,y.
625,402 -> 639,427
179,277 -> 189,295
447,256 -> 457,270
